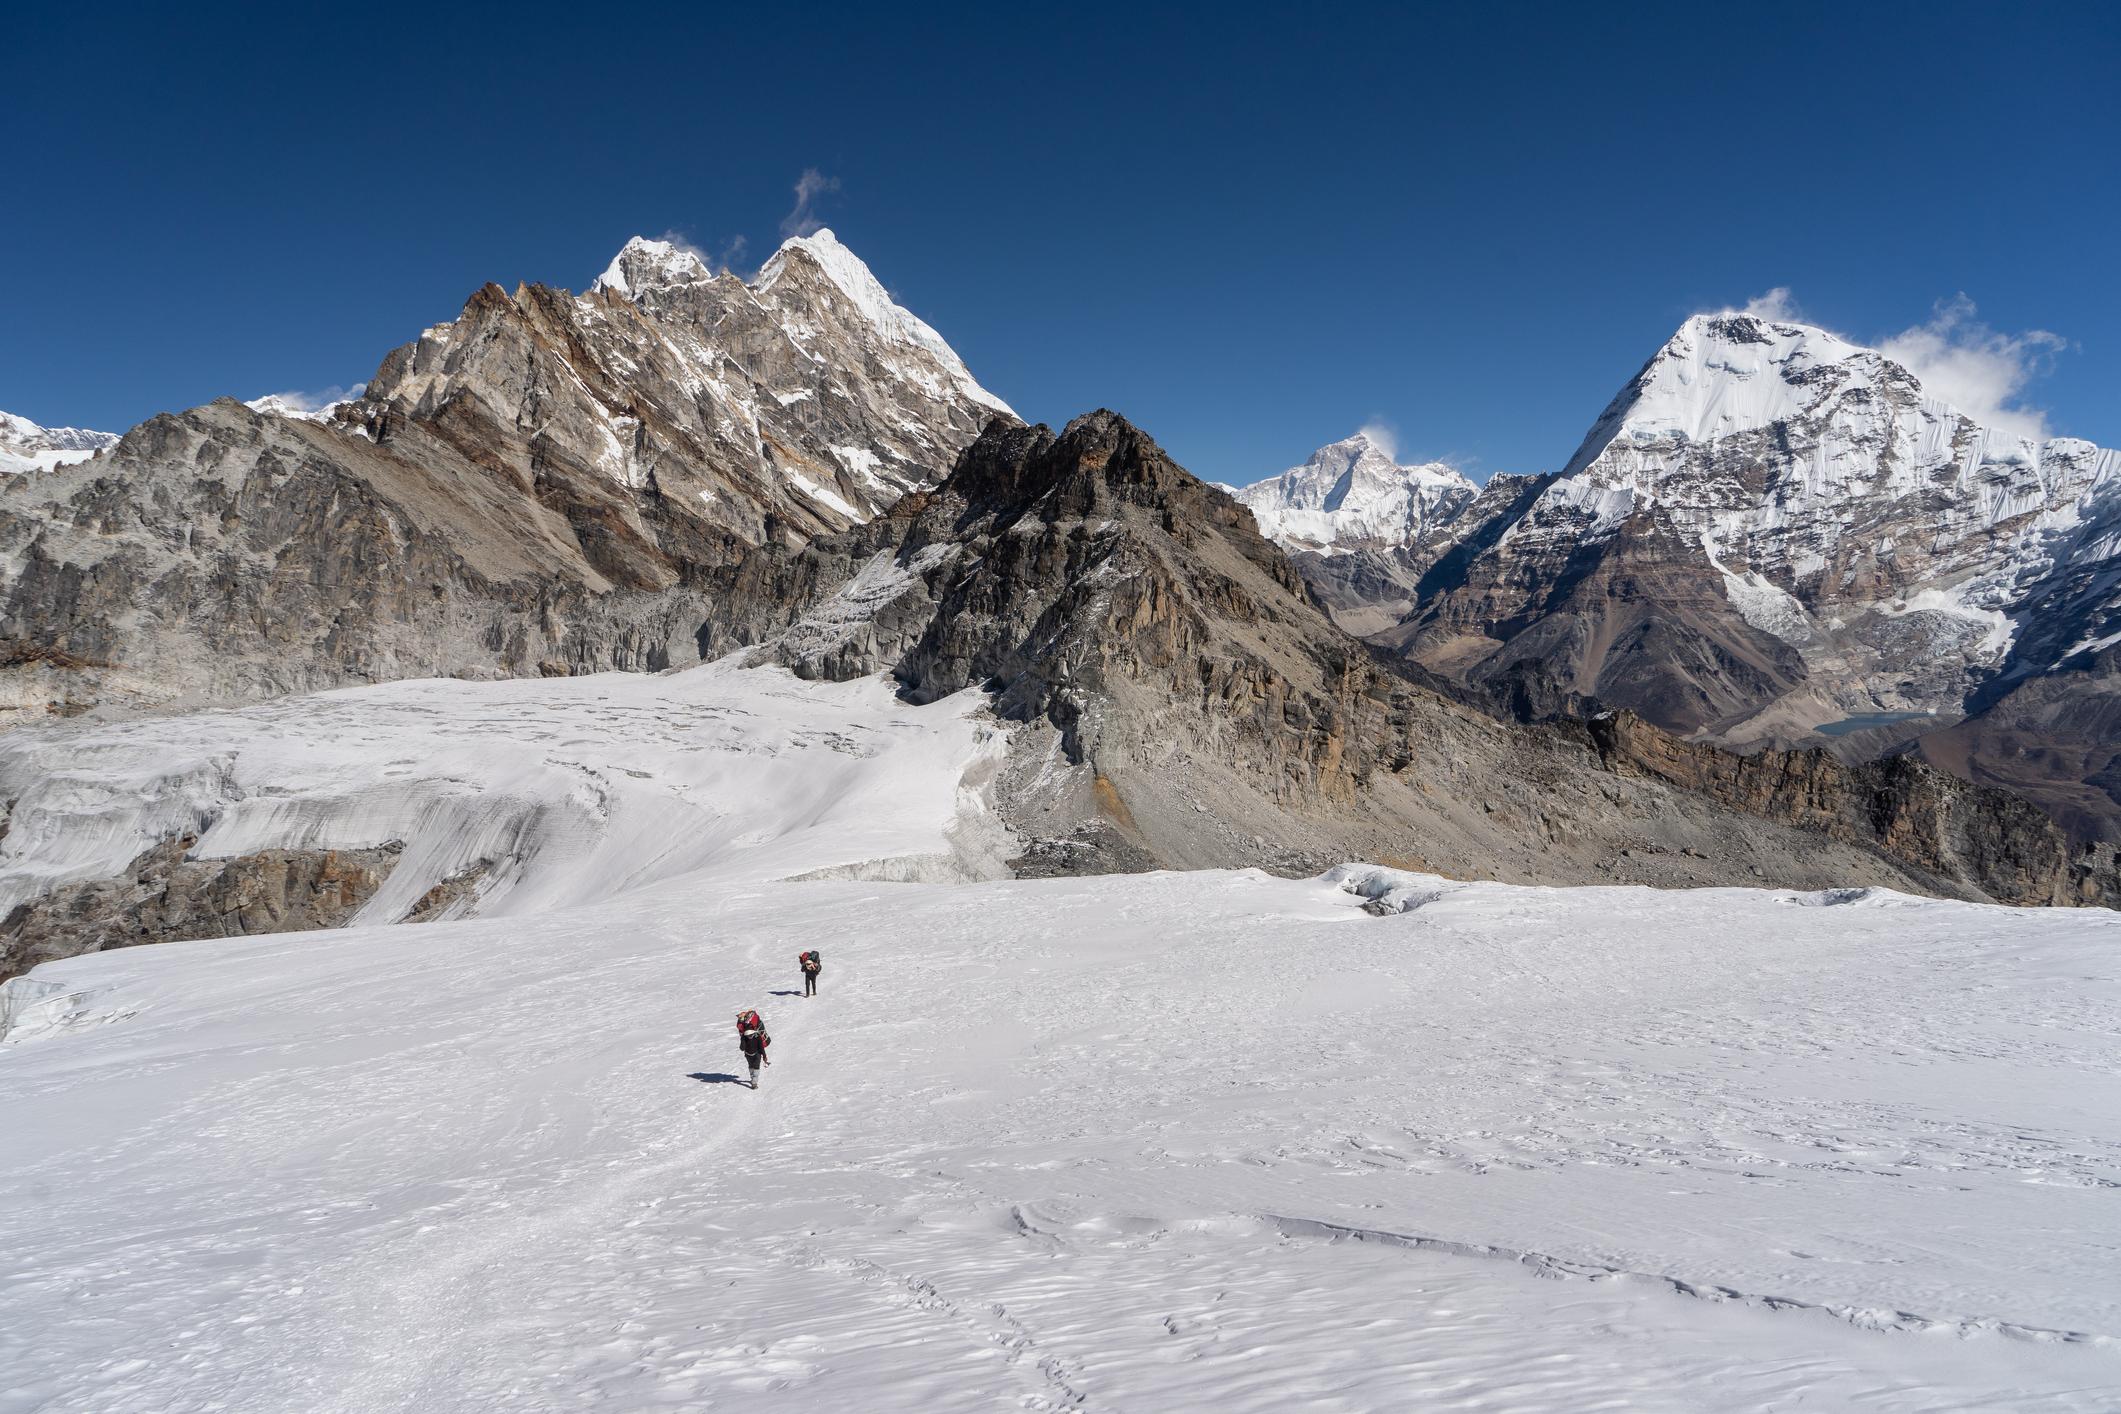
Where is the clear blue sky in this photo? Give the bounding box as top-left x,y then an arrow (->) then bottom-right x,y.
8,1 -> 2116,484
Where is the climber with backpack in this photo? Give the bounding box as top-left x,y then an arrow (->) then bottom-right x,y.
736,1008 -> 771,1089
799,949 -> 822,997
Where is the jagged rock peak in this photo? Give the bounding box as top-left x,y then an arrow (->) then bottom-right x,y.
584,227 -> 1013,422
754,228 -> 1014,416
1232,429 -> 1479,555
939,410 -> 1226,520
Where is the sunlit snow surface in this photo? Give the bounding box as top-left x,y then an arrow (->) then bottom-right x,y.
3,666 -> 2120,1412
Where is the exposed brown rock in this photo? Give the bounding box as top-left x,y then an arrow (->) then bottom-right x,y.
0,837 -> 403,983
1584,712 -> 2118,907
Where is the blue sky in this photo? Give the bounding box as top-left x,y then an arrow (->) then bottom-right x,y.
7,2 -> 2116,485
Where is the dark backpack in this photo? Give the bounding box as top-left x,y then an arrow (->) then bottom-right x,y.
801,951 -> 822,972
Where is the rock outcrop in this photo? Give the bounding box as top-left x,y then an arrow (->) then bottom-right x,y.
1584,712 -> 2118,908
1915,646 -> 2121,845
0,837 -> 401,983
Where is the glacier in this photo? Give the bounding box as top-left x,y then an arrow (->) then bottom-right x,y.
2,662 -> 2118,1411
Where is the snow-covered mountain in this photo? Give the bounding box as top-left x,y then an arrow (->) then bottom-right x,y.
1527,312 -> 2120,682
243,392 -> 357,423
1353,311 -> 2121,836
0,230 -> 1014,719
0,411 -> 118,475
1230,431 -> 1477,555
362,227 -> 1013,535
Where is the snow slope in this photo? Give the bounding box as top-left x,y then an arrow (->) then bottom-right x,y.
1231,431 -> 1478,555
3,665 -> 2118,1410
242,392 -> 358,423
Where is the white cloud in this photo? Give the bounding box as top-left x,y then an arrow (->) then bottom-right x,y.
1741,286 -> 1801,321
1716,288 -> 2067,440
1877,295 -> 2066,441
779,168 -> 841,239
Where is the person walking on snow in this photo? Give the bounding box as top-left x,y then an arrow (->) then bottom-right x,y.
799,949 -> 822,998
737,1009 -> 770,1089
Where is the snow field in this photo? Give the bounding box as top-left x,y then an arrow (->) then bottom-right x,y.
5,852 -> 2119,1411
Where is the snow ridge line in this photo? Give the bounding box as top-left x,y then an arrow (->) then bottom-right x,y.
1265,1214 -> 2113,1347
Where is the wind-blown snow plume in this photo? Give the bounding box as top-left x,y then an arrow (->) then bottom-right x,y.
780,168 -> 842,238
1355,419 -> 1400,460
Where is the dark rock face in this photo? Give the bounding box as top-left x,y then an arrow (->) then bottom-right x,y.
1585,713 -> 2118,908
1917,649 -> 2121,845
0,838 -> 402,982
1379,504 -> 1809,734
761,413 -> 1428,811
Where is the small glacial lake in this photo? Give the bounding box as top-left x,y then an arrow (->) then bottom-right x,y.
1816,711 -> 1940,738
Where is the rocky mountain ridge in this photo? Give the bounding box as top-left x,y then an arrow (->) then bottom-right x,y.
0,230 -> 1013,722
2,406 -> 2111,978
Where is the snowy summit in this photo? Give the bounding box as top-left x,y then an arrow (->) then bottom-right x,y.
589,235 -> 716,299
1232,430 -> 1478,554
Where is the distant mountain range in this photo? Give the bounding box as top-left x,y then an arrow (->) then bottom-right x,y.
0,241 -> 2113,925
1239,314 -> 2121,842
0,413 -> 119,476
